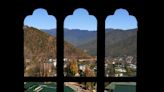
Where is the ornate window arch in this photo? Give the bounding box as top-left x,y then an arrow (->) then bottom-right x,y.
15,0 -> 143,92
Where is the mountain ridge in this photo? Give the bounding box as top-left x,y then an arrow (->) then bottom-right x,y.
39,27 -> 137,57
24,26 -> 92,64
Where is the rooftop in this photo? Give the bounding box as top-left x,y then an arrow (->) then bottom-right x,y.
105,82 -> 136,90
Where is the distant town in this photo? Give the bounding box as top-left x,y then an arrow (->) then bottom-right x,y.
64,57 -> 97,77
25,55 -> 136,77
105,55 -> 136,77
24,58 -> 57,77
24,57 -> 97,77
24,26 -> 137,77
23,7 -> 137,92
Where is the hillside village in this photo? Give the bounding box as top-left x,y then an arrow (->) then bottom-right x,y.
24,26 -> 136,77
64,57 -> 97,77
25,57 -> 97,77
24,26 -> 97,77
105,55 -> 136,77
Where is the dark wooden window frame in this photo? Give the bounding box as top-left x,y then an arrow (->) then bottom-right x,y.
14,0 -> 144,92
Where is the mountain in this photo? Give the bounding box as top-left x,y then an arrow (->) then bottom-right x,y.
41,28 -> 97,47
105,29 -> 137,57
41,28 -> 56,36
78,29 -> 137,57
105,30 -> 137,57
41,28 -> 137,57
24,26 -> 91,63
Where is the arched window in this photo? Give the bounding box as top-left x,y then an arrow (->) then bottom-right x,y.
20,1 -> 142,92
64,8 -> 97,77
105,8 -> 137,77
24,8 -> 57,77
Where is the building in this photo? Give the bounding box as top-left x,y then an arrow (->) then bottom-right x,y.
25,59 -> 30,63
126,56 -> 134,64
79,65 -> 86,72
105,82 -> 136,92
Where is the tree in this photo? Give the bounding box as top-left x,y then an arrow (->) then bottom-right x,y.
26,62 -> 40,77
85,82 -> 95,91
85,65 -> 95,77
108,64 -> 115,77
69,58 -> 78,76
125,66 -> 133,76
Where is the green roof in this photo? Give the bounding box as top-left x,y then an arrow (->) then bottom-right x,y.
64,86 -> 75,92
24,82 -> 56,92
114,85 -> 136,92
105,82 -> 136,90
40,86 -> 57,92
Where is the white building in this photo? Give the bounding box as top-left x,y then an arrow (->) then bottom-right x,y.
53,62 -> 57,67
119,58 -> 123,61
126,56 -> 134,63
25,59 -> 30,63
63,58 -> 68,62
115,68 -> 127,73
112,61 -> 115,64
53,59 -> 57,62
48,59 -> 56,63
129,64 -> 137,69
105,63 -> 108,67
115,73 -> 124,77
79,65 -> 86,72
48,59 -> 53,62
119,73 -> 123,77
75,73 -> 80,77
64,64 -> 67,68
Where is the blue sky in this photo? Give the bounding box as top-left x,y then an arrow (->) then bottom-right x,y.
106,8 -> 137,30
64,8 -> 97,31
24,8 -> 137,30
24,8 -> 56,29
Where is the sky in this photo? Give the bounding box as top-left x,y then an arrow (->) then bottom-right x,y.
105,8 -> 137,30
64,8 -> 97,31
24,8 -> 137,30
24,8 -> 56,29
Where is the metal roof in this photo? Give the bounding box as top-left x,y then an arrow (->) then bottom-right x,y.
105,82 -> 136,90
